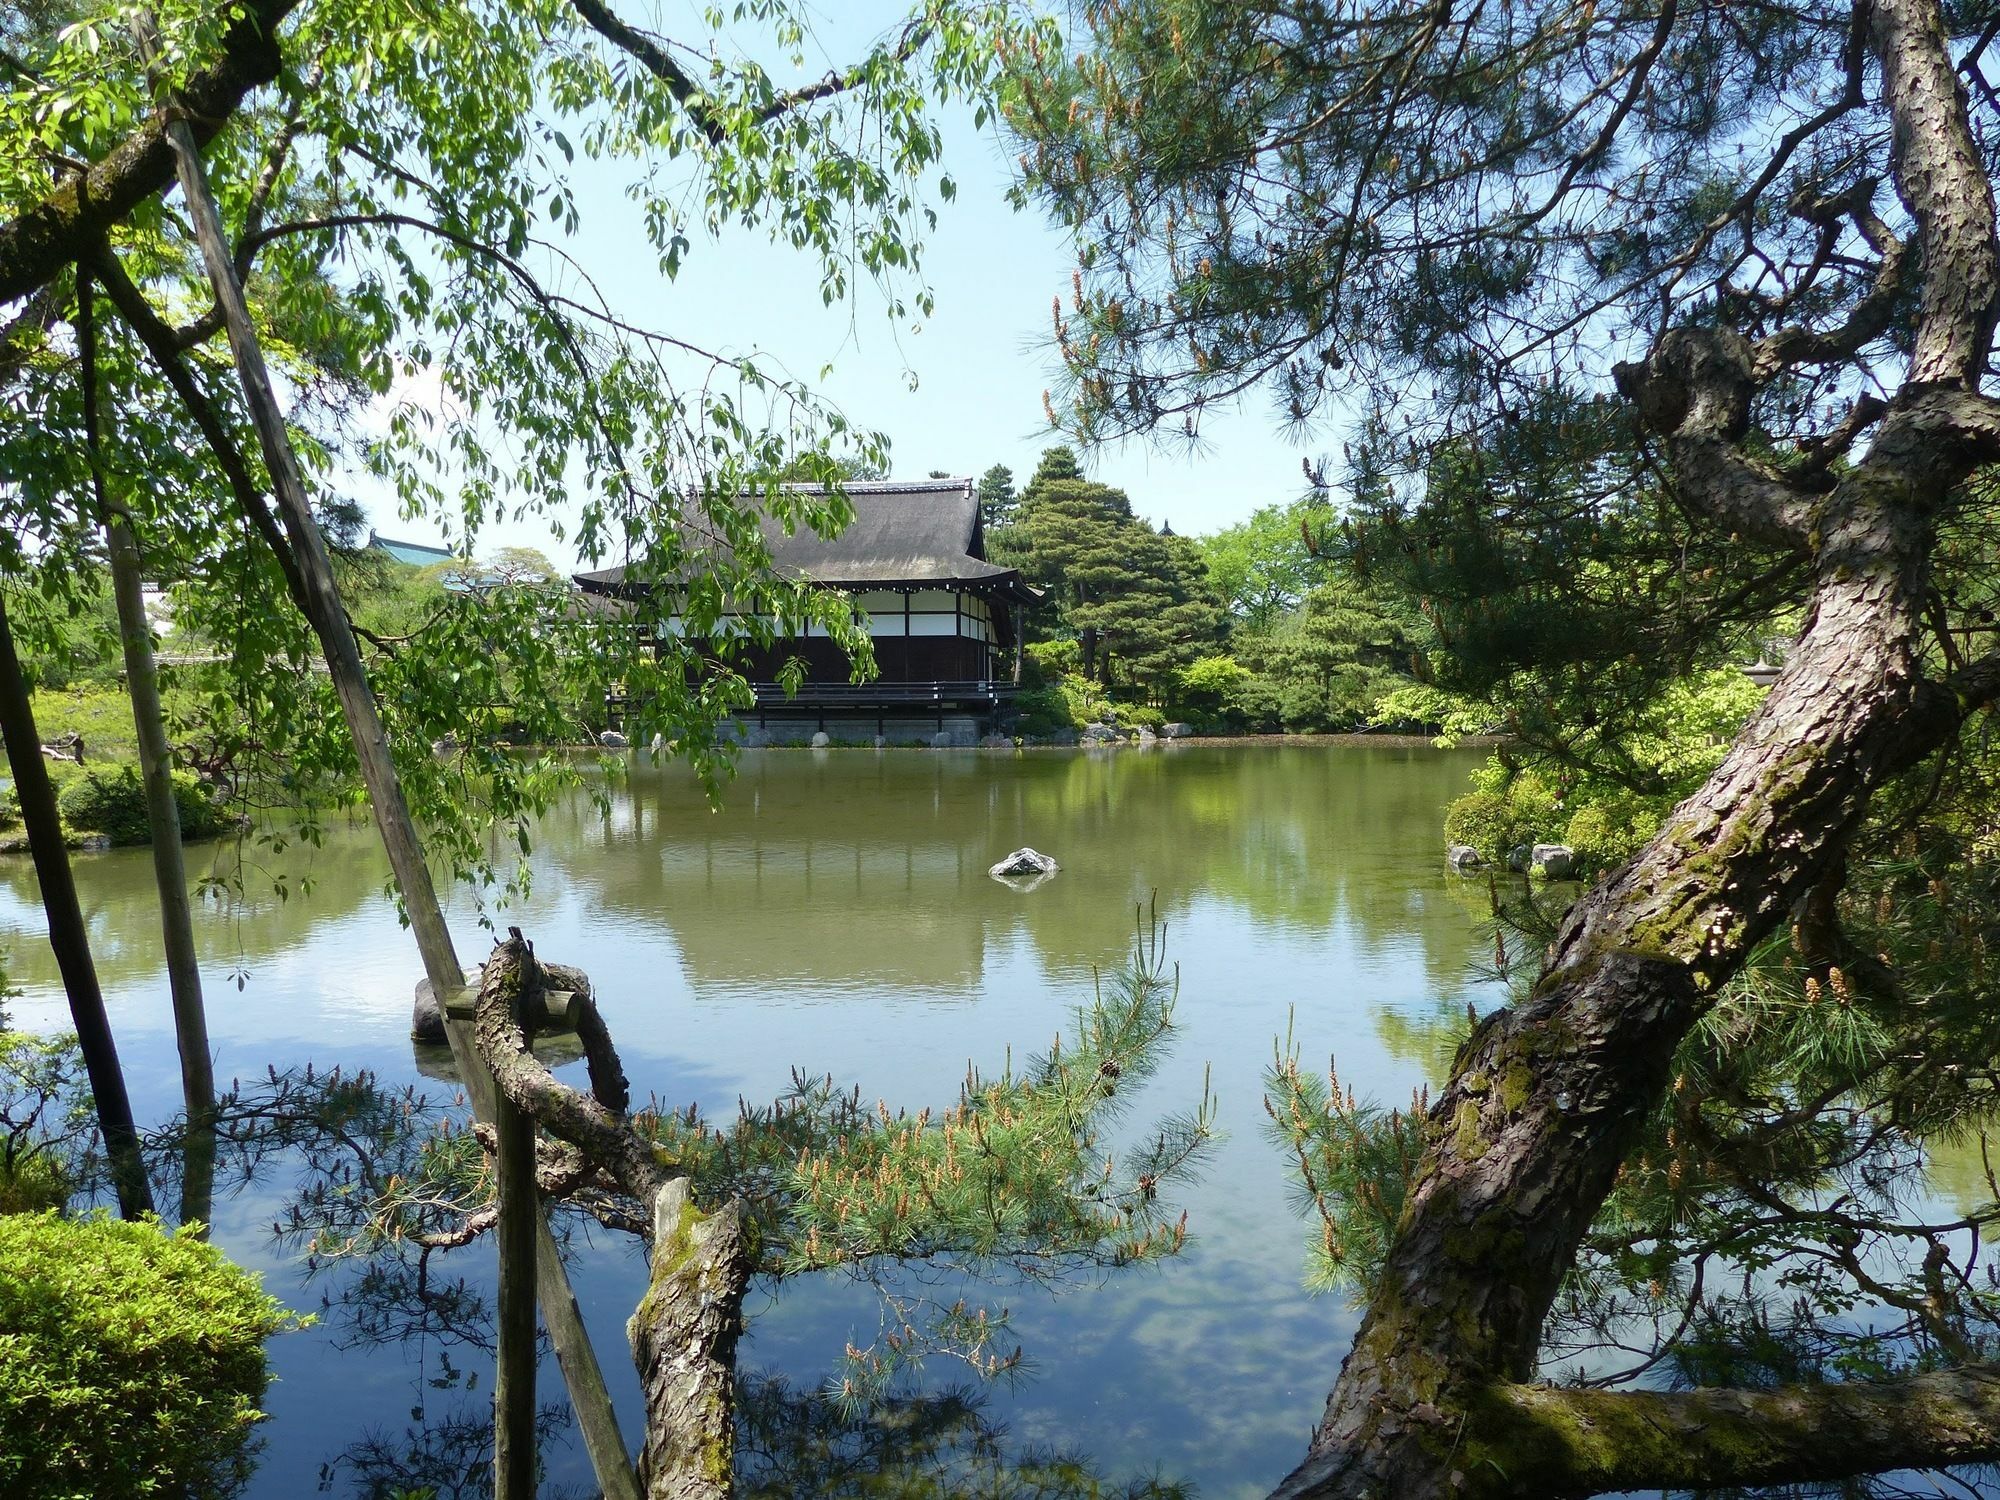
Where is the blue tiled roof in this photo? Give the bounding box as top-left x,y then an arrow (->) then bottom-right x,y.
368,532 -> 454,568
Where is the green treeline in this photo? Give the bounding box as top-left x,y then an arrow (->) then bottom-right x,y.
982,446 -> 1421,734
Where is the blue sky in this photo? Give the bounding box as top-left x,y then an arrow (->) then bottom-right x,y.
357,6 -> 1331,564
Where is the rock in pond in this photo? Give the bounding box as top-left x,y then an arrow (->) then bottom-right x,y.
988,847 -> 1060,887
410,959 -> 596,1043
1531,843 -> 1578,879
1446,844 -> 1486,872
810,731 -> 832,748
1162,722 -> 1194,739
598,730 -> 629,749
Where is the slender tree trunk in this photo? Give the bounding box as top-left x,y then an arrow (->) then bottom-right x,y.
0,595 -> 152,1218
76,274 -> 215,1228
126,19 -> 632,1497
493,984 -> 539,1500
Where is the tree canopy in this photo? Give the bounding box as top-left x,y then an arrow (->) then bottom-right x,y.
993,447 -> 1225,697
1,0 -> 1039,904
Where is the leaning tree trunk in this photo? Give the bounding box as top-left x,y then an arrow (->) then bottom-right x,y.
473,933 -> 752,1500
0,595 -> 153,1218
123,18 -> 540,1495
104,31 -> 641,1493
1272,3 -> 2000,1496
76,273 -> 215,1229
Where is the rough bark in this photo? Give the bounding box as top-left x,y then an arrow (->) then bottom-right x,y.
0,595 -> 153,1218
630,1180 -> 749,1500
1272,3 -> 2000,1496
0,0 -> 301,306
475,934 -> 751,1500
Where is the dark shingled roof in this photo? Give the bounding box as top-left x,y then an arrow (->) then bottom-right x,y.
573,479 -> 1037,601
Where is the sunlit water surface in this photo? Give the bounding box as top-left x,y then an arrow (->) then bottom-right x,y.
1,743 -> 1504,1499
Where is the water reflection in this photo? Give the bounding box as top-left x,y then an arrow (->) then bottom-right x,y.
0,744 -> 1499,1499
537,745 -> 1489,998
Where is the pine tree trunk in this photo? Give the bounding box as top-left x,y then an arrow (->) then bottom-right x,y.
0,595 -> 153,1218
630,1181 -> 748,1500
1271,4 -> 2000,1494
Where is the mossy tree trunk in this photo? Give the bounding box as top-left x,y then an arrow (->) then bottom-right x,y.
1274,4 -> 2000,1496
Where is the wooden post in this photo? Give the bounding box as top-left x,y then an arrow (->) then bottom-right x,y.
0,595 -> 153,1218
494,972 -> 538,1500
125,16 -> 637,1496
442,989 -> 644,1500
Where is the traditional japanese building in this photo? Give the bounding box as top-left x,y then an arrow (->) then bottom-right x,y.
572,478 -> 1039,741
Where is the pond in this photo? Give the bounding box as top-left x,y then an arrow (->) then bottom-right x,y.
0,742 -> 1501,1499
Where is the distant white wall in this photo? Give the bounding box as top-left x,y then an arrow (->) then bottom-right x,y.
662,586 -> 999,642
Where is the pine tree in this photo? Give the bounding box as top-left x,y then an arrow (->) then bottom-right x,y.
1258,577 -> 1412,731
1012,1 -> 2000,1493
976,463 -> 1017,529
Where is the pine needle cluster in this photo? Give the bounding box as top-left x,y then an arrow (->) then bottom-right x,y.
1262,1018 -> 1426,1294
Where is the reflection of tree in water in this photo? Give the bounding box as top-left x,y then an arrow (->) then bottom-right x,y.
236,1060 -> 1199,1499
310,1354 -> 1196,1500
734,1373 -> 1190,1500
0,817 -> 390,994
171,924 -> 1209,1496
316,1398 -> 586,1500
543,747 -> 1487,997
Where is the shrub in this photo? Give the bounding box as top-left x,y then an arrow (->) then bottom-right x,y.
1023,639 -> 1081,683
0,1211 -> 298,1500
1564,797 -> 1663,872
1443,765 -> 1564,862
1171,655 -> 1281,730
0,1151 -> 71,1214
1442,789 -> 1514,861
56,766 -> 227,846
1115,703 -> 1166,731
1011,684 -> 1079,738
1175,654 -> 1251,708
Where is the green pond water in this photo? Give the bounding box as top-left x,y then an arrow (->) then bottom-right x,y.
0,742 -> 1502,1499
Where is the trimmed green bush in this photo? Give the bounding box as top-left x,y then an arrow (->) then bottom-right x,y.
1011,684 -> 1079,738
1442,767 -> 1564,863
1442,789 -> 1513,861
1023,638 -> 1081,682
55,766 -> 227,847
1564,797 -> 1662,872
0,1211 -> 298,1499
